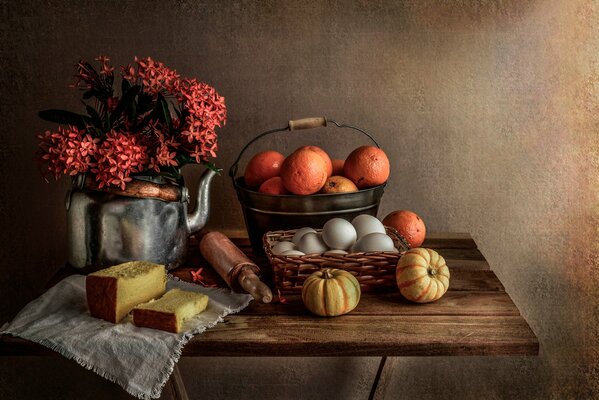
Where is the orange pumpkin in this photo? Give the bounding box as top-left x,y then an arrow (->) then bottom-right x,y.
396,248 -> 450,303
301,268 -> 361,317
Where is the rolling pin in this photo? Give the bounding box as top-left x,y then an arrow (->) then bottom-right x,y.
199,231 -> 273,303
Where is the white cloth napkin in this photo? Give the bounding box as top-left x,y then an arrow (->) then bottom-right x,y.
1,274 -> 252,399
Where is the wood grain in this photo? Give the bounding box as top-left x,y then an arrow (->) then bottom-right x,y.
240,291 -> 520,317
182,315 -> 539,357
449,270 -> 505,291
422,232 -> 477,249
444,258 -> 491,271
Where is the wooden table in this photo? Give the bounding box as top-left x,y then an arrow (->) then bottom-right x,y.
0,232 -> 538,400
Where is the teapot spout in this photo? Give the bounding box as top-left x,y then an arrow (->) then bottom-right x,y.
187,167 -> 218,233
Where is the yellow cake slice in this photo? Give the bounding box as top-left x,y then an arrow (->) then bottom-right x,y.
132,288 -> 209,333
86,261 -> 167,323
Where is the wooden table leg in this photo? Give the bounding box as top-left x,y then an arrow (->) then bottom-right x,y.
169,364 -> 189,400
368,356 -> 398,400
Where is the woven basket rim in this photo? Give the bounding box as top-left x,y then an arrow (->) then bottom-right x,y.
263,226 -> 410,262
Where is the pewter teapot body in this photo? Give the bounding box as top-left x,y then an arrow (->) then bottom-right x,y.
66,169 -> 216,270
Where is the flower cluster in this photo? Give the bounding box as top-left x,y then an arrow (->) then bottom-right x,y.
123,57 -> 180,94
36,126 -> 99,179
37,56 -> 226,189
92,131 -> 149,190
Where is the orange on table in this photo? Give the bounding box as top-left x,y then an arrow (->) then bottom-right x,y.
280,147 -> 328,195
382,210 -> 426,248
331,159 -> 344,176
258,176 -> 289,195
244,150 -> 285,188
298,146 -> 333,177
343,146 -> 390,189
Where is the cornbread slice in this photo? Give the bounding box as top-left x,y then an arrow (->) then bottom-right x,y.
133,289 -> 209,333
86,261 -> 166,323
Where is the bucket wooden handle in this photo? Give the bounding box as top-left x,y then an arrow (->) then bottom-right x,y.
229,118 -> 380,180
288,117 -> 327,130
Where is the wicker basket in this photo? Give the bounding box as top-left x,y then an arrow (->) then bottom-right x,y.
263,227 -> 410,293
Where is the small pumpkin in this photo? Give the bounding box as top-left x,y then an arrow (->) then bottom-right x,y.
301,268 -> 361,317
396,248 -> 450,303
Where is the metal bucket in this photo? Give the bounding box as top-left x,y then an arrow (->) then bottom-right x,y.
230,117 -> 386,253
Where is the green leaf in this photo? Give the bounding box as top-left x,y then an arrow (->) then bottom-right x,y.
38,109 -> 91,129
121,79 -> 131,95
85,104 -> 103,129
109,85 -> 141,126
86,125 -> 104,138
136,92 -> 155,115
157,94 -> 173,133
174,106 -> 182,120
175,153 -> 192,166
175,153 -> 221,174
202,161 -> 222,174
127,100 -> 137,122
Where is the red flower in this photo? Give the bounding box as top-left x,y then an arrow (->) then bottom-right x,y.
92,130 -> 149,190
190,267 -> 205,284
148,133 -> 180,172
36,126 -> 99,179
276,289 -> 288,304
124,56 -> 180,94
106,96 -> 119,112
95,56 -> 114,75
189,267 -> 218,287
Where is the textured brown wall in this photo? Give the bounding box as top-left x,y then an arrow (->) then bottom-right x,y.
1,0 -> 598,399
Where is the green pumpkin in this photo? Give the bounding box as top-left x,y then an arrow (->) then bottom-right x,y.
301,268 -> 361,317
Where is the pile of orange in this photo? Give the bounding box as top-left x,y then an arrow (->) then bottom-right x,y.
243,145 -> 390,196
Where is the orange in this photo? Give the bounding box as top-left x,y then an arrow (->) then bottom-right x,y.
321,176 -> 358,194
280,148 -> 328,195
298,146 -> 332,177
343,146 -> 390,189
331,159 -> 344,176
244,150 -> 285,188
258,177 -> 289,195
382,210 -> 426,248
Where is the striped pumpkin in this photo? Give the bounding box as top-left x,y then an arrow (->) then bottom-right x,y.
301,268 -> 361,317
396,248 -> 450,303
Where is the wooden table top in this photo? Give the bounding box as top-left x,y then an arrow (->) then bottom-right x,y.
0,232 -> 539,357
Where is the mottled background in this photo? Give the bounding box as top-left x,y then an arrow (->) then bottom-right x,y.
1,0 -> 598,399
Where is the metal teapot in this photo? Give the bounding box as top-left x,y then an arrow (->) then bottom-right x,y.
66,168 -> 217,270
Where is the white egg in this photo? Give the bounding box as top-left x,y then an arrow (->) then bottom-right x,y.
325,249 -> 348,255
351,214 -> 386,239
281,250 -> 306,256
298,232 -> 328,254
352,232 -> 396,253
271,240 -> 297,255
321,218 -> 357,250
292,227 -> 317,245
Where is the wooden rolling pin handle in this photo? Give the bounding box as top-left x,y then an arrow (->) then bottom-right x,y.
238,268 -> 273,303
83,176 -> 182,202
199,231 -> 273,303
